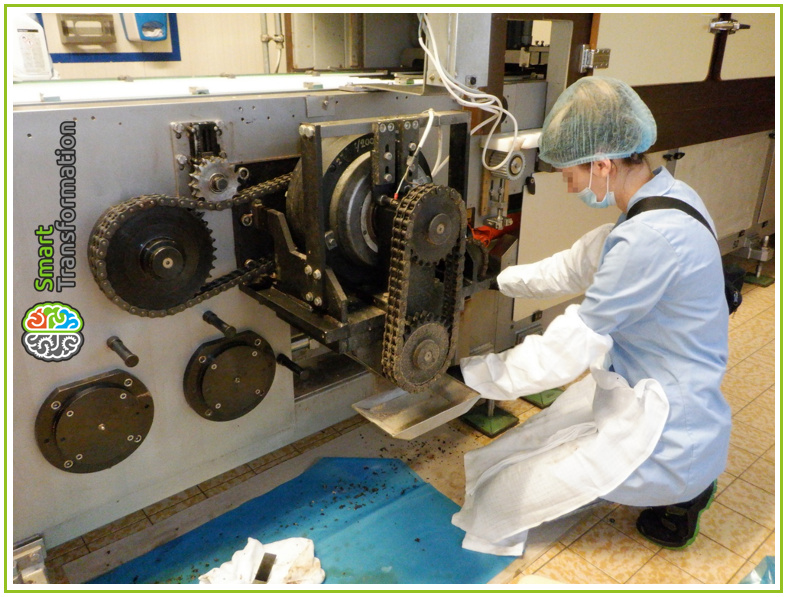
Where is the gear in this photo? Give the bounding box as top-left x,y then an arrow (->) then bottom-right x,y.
189,156 -> 243,203
88,173 -> 291,317
96,202 -> 216,311
381,184 -> 466,392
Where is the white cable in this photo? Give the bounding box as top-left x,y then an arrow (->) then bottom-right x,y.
395,108 -> 435,199
418,14 -> 519,172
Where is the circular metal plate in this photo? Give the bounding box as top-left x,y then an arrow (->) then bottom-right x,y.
35,370 -> 154,473
183,330 -> 276,421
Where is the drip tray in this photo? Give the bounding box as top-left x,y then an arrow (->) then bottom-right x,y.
353,374 -> 479,440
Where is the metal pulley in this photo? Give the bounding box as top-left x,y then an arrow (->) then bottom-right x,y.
35,370 -> 154,473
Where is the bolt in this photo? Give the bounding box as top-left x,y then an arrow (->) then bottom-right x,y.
176,154 -> 189,166
211,363 -> 218,370
429,74 -> 436,81
127,435 -> 135,441
124,378 -> 133,387
378,123 -> 387,133
313,296 -> 323,307
76,454 -> 83,460
322,99 -> 330,108
135,435 -> 142,443
98,424 -> 106,431
409,142 -> 417,152
387,123 -> 395,132
412,120 -> 419,129
404,121 -> 411,130
209,174 -> 229,193
172,123 -> 184,134
51,401 -> 61,410
304,265 -> 313,276
234,377 -> 241,384
299,124 -> 315,139
252,351 -> 258,357
255,389 -> 262,395
384,151 -> 393,161
254,339 -> 262,346
305,292 -> 314,302
199,356 -> 207,363
383,173 -> 394,183
215,403 -> 222,409
120,393 -> 128,400
312,269 -> 322,280
66,410 -> 74,417
241,213 -> 253,227
64,460 -> 73,469
244,259 -> 256,268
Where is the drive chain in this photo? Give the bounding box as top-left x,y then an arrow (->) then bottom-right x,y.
88,173 -> 292,318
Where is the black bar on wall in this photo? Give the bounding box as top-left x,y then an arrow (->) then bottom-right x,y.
634,77 -> 775,152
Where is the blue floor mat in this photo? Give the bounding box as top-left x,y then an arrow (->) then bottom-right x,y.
90,457 -> 514,584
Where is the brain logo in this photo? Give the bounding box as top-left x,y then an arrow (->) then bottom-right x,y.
21,302 -> 84,362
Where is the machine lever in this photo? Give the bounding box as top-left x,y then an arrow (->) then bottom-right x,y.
203,311 -> 237,338
276,353 -> 310,381
106,336 -> 140,367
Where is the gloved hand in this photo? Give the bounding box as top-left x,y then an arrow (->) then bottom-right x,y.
497,223 -> 614,299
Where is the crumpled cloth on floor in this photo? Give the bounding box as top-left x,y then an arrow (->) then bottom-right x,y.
452,366 -> 669,556
199,537 -> 325,585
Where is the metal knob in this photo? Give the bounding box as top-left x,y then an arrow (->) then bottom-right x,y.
203,311 -> 236,338
106,336 -> 139,367
276,354 -> 310,381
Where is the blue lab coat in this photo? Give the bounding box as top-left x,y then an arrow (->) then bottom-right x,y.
580,167 -> 731,505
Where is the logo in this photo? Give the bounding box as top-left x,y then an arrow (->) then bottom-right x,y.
21,301 -> 84,362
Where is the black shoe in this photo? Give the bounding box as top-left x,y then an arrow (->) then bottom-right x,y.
636,481 -> 717,549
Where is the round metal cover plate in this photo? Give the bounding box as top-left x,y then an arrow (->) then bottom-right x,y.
183,330 -> 276,421
35,370 -> 154,473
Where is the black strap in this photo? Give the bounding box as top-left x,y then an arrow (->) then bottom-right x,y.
626,196 -> 716,239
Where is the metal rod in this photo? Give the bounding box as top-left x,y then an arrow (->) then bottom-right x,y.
276,353 -> 310,381
203,311 -> 237,338
106,336 -> 139,367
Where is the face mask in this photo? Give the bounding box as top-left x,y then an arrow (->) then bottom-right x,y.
578,165 -> 615,208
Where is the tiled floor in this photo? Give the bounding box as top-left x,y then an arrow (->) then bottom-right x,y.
46,261 -> 777,586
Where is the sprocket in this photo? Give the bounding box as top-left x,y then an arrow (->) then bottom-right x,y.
189,156 -> 245,203
95,202 -> 216,311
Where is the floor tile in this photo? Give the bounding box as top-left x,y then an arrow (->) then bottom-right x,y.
726,359 -> 776,395
716,471 -> 736,493
733,402 -> 775,435
143,486 -> 204,517
520,544 -> 564,576
45,545 -> 90,569
724,444 -> 760,477
720,373 -> 764,414
86,518 -> 152,552
46,536 -> 87,561
740,457 -> 775,495
567,520 -> 654,583
701,501 -> 771,559
246,444 -> 298,472
729,419 -> 775,457
81,510 -> 148,545
535,547 -> 618,584
752,386 -> 776,416
716,478 -> 775,529
557,512 -> 599,547
604,505 -> 658,553
658,533 -> 746,584
197,464 -> 254,492
749,531 -> 775,565
148,492 -> 207,525
203,470 -> 256,498
626,556 -> 702,584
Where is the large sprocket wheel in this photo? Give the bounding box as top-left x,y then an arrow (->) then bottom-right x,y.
407,185 -> 463,265
100,205 -> 215,311
392,320 -> 451,392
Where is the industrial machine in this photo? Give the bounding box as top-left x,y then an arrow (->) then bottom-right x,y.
11,11 -> 775,564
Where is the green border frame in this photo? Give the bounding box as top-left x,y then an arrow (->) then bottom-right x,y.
4,3 -> 782,593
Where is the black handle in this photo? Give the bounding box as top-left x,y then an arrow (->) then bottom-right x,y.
203,311 -> 237,338
276,353 -> 310,381
106,336 -> 139,367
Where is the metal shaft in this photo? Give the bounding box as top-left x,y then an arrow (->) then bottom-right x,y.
276,353 -> 309,381
106,336 -> 139,367
203,311 -> 237,337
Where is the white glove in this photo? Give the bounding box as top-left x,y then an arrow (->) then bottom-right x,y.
497,223 -> 614,299
459,304 -> 612,401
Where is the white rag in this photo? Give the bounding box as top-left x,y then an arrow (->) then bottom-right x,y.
198,537 -> 325,585
452,366 -> 669,555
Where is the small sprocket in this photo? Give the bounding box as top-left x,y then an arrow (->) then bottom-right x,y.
189,156 -> 246,202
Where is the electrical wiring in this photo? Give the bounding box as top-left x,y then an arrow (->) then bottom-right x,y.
417,13 -> 520,172
395,108 -> 436,200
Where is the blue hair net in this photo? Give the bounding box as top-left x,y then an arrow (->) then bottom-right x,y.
538,77 -> 657,168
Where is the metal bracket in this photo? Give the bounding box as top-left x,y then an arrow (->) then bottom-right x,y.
13,536 -> 48,584
579,44 -> 611,72
709,18 -> 751,34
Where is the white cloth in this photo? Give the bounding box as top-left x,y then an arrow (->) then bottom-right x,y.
451,367 -> 669,555
460,304 -> 613,401
497,223 -> 614,299
199,537 -> 325,585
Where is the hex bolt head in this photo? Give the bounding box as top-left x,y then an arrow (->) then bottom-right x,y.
409,142 -> 418,152
383,173 -> 394,183
312,269 -> 322,280
378,123 -> 387,133
404,121 -> 412,130
304,265 -> 313,276
305,292 -> 314,302
313,296 -> 323,307
299,125 -> 315,139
